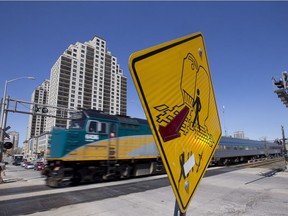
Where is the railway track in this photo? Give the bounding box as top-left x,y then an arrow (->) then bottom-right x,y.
231,157 -> 287,170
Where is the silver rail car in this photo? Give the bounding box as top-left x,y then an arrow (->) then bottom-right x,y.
212,137 -> 282,165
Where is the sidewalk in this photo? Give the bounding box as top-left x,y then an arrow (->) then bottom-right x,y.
1,164 -> 44,184
1,164 -> 23,183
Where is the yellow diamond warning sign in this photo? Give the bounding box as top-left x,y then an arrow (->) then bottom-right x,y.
129,32 -> 222,213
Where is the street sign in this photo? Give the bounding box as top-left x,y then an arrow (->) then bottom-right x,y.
129,32 -> 222,213
4,126 -> 10,138
4,126 -> 11,131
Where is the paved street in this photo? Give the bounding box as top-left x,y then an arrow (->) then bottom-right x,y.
0,163 -> 288,216
35,167 -> 287,216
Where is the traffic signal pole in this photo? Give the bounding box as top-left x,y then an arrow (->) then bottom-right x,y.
273,72 -> 288,165
0,96 -> 77,183
0,97 -> 77,161
281,126 -> 288,164
0,96 -> 8,163
0,97 -> 8,184
0,79 -> 9,163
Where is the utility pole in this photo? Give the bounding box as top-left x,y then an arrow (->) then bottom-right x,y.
281,126 -> 288,163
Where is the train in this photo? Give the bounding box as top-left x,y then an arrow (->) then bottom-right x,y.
44,109 -> 164,187
212,136 -> 282,165
43,109 -> 283,187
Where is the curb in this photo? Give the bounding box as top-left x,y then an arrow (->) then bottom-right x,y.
2,177 -> 23,183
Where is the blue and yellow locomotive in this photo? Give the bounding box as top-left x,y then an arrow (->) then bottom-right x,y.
45,109 -> 163,187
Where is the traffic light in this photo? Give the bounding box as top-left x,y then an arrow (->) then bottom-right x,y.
274,80 -> 284,89
282,71 -> 288,89
275,138 -> 283,145
3,141 -> 13,149
34,105 -> 49,113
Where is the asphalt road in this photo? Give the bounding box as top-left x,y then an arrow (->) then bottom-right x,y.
0,160 -> 287,216
0,177 -> 171,215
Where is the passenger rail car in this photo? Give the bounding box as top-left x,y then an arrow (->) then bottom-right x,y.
212,136 -> 282,165
44,109 -> 164,187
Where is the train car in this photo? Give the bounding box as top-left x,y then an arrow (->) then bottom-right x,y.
44,109 -> 164,187
212,136 -> 282,165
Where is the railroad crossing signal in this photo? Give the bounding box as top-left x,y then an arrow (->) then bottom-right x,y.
3,126 -> 13,149
34,105 -> 49,113
129,32 -> 222,213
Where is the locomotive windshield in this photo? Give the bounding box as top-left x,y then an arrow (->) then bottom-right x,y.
69,111 -> 86,129
70,120 -> 85,129
87,120 -> 108,134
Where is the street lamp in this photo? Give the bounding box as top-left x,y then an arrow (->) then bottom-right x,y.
0,76 -> 35,162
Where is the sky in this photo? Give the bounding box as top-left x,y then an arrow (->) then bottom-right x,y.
1,1 -> 288,146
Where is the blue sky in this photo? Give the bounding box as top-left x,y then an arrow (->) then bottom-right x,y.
1,1 -> 288,146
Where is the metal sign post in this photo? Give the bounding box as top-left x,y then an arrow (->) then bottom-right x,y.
174,200 -> 186,216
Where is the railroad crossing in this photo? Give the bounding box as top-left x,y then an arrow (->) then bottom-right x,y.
0,159 -> 287,216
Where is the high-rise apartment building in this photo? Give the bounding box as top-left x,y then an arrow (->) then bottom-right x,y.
46,36 -> 127,131
27,80 -> 50,139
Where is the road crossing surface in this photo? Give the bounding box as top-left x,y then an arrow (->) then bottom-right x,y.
0,161 -> 287,216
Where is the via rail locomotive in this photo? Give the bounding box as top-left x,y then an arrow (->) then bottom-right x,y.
44,109 -> 283,187
44,109 -> 164,187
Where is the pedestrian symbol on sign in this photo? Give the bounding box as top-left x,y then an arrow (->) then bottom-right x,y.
155,52 -> 214,147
